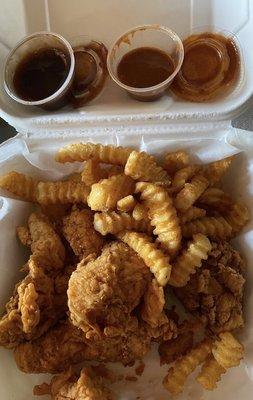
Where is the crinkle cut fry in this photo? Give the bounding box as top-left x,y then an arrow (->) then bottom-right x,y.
81,159 -> 107,186
94,211 -> 152,235
202,156 -> 235,185
163,338 -> 213,395
212,332 -> 244,369
0,171 -> 90,204
196,355 -> 226,390
174,174 -> 209,213
125,150 -> 171,185
117,195 -> 136,212
224,203 -> 250,234
136,182 -> 181,256
172,165 -> 201,191
55,142 -> 133,165
87,174 -> 135,211
163,150 -> 189,175
132,203 -> 148,221
116,230 -> 172,286
182,216 -> 233,240
179,206 -> 206,224
169,234 -> 212,287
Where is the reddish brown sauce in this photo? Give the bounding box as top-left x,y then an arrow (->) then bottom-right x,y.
171,32 -> 241,102
13,48 -> 70,101
117,47 -> 174,88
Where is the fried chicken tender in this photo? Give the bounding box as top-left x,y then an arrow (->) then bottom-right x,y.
62,208 -> 105,260
175,241 -> 245,332
34,367 -> 113,400
18,212 -> 65,272
0,258 -> 60,348
68,242 -> 151,335
14,319 -> 152,373
159,332 -> 194,365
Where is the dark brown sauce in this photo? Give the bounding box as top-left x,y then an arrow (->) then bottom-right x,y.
117,47 -> 174,88
13,48 -> 70,101
171,32 -> 241,102
70,41 -> 108,108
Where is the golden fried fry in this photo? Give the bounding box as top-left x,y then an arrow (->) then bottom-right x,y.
94,211 -> 152,235
117,195 -> 136,212
136,182 -> 181,256
81,159 -> 107,186
141,279 -> 165,327
159,332 -> 194,365
67,172 -> 82,182
163,339 -> 213,395
196,355 -> 226,390
172,165 -> 201,191
212,332 -> 244,369
116,231 -> 172,286
174,175 -> 209,213
182,216 -> 233,240
87,174 -> 135,211
132,203 -> 148,221
36,180 -> 90,205
55,142 -> 133,165
202,156 -> 235,185
125,150 -> 171,186
198,188 -> 233,212
169,234 -> 212,287
163,151 -> 189,175
0,171 -> 38,202
180,206 -> 206,224
107,165 -> 124,177
225,203 -> 250,234
0,171 -> 90,204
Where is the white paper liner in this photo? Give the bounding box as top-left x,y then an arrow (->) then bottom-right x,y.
0,127 -> 252,399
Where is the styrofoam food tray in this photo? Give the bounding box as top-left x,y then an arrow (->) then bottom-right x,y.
0,126 -> 252,400
0,0 -> 253,134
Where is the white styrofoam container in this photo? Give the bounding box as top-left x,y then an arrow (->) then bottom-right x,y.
0,126 -> 253,400
0,2 -> 253,400
0,0 -> 253,135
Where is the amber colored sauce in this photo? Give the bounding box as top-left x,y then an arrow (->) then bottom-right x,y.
13,48 -> 70,101
117,47 -> 174,88
171,32 -> 241,102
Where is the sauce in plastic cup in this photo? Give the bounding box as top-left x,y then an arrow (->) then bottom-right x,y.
107,24 -> 184,101
4,32 -> 75,110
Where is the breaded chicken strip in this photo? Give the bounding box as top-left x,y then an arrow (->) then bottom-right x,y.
62,208 -> 105,260
175,241 -> 245,333
14,319 -> 152,373
0,257 -> 59,348
34,367 -> 113,399
68,242 -> 151,335
17,212 -> 65,272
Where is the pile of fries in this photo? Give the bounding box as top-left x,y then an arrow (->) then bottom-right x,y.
0,142 -> 249,396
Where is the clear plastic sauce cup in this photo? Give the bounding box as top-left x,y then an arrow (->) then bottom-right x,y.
107,24 -> 184,101
4,32 -> 75,110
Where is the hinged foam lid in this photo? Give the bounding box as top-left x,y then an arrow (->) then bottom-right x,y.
0,0 -> 252,136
